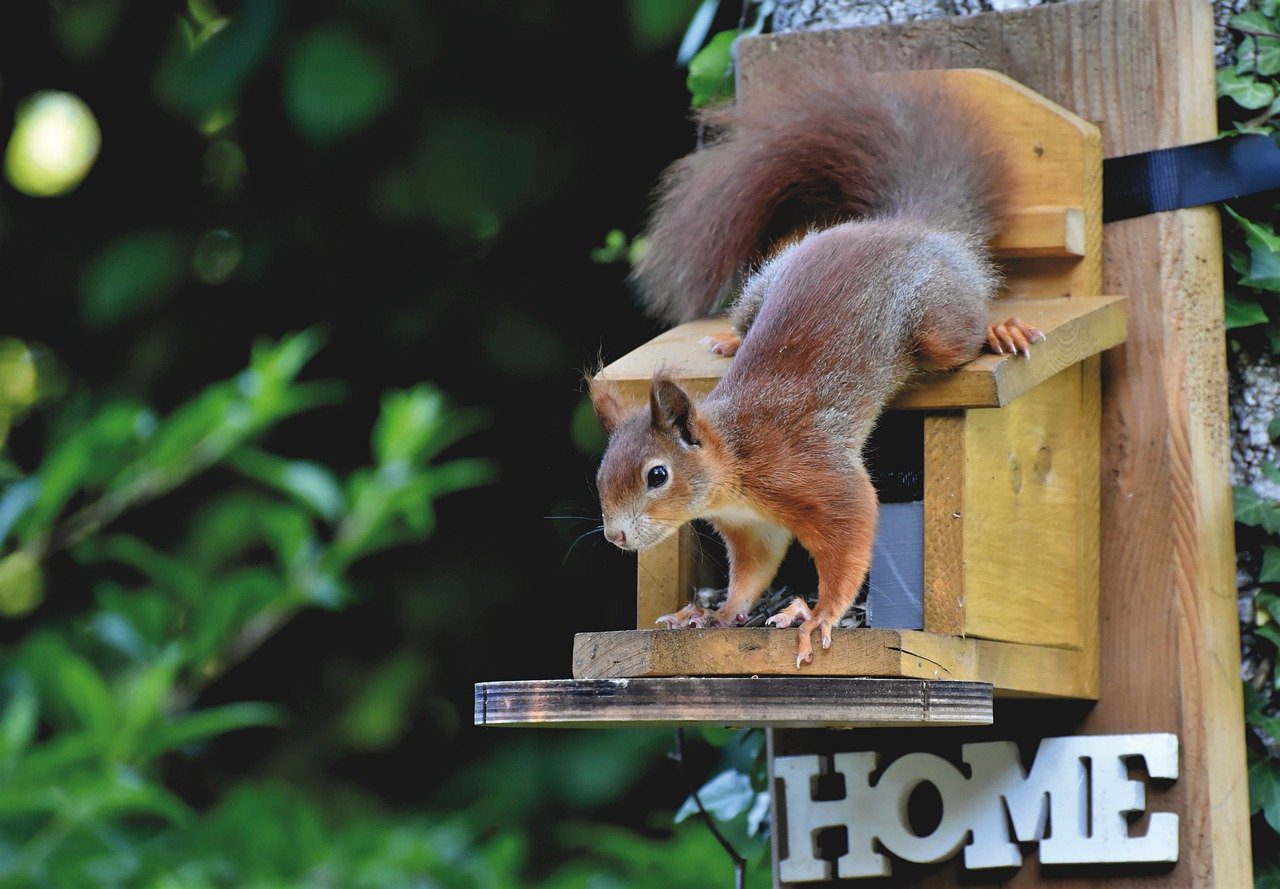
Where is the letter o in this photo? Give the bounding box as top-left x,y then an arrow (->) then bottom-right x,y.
873,753 -> 971,864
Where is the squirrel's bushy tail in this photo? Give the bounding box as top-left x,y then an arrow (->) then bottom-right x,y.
632,66 -> 1009,326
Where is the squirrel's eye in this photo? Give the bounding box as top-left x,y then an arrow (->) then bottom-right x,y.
646,465 -> 669,489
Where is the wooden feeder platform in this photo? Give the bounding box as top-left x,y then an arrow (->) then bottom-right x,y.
475,677 -> 992,728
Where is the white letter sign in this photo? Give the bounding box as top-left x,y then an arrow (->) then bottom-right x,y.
776,733 -> 1178,882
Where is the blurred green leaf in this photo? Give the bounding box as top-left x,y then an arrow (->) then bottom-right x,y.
154,0 -> 281,127
628,0 -> 704,52
0,551 -> 42,617
193,228 -> 243,284
0,478 -> 40,548
687,29 -> 737,107
336,655 -> 424,751
142,702 -> 283,758
227,449 -> 345,521
481,310 -> 570,377
21,635 -> 115,740
78,231 -> 189,327
370,112 -> 557,240
284,26 -> 397,142
51,0 -> 127,62
0,673 -> 38,769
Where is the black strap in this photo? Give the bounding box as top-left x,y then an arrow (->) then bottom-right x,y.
1103,133 -> 1280,222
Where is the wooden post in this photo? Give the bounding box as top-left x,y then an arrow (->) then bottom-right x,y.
636,523 -> 694,628
739,0 -> 1250,883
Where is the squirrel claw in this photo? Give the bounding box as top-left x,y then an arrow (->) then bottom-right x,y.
655,603 -> 710,629
795,613 -> 836,668
987,317 -> 1044,359
698,332 -> 742,358
766,597 -> 813,629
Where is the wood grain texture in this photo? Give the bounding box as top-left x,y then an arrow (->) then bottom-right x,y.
635,523 -> 694,628
993,204 -> 1086,258
596,295 -> 1125,410
739,0 -> 1249,884
572,629 -> 1094,698
960,362 -> 1092,649
921,413 -> 966,636
474,677 -> 993,728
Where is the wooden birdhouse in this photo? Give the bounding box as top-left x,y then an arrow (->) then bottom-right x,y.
476,69 -> 1125,728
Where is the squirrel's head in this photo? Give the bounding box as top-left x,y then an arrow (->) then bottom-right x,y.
590,374 -> 718,551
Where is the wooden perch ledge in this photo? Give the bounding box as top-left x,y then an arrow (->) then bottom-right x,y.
596,294 -> 1126,410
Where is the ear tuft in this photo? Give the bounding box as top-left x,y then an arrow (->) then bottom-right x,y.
650,374 -> 700,447
588,376 -> 624,436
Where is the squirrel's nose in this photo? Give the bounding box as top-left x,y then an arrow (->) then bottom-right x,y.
606,528 -> 627,547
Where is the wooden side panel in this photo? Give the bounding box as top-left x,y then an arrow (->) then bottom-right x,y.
961,363 -> 1088,649
636,523 -> 694,628
741,0 -> 1249,885
922,413 -> 965,636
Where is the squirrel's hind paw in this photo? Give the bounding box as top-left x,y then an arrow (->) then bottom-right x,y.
987,317 -> 1045,359
655,603 -> 711,629
765,597 -> 813,629
698,332 -> 742,357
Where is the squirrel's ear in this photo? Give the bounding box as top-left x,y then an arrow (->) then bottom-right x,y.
650,376 -> 700,447
589,380 -> 624,436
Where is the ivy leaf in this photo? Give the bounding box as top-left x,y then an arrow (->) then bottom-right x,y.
1226,206 -> 1280,292
1239,35 -> 1280,78
1235,485 -> 1280,534
687,30 -> 737,107
1263,546 -> 1280,584
1270,415 -> 1280,441
1259,621 -> 1280,649
1218,68 -> 1277,110
1226,296 -> 1269,328
1251,754 -> 1280,833
1231,10 -> 1278,35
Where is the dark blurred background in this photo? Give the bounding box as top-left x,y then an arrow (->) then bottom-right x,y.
0,1 -> 771,885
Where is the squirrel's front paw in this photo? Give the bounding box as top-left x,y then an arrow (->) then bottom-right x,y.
709,608 -> 749,628
987,317 -> 1045,359
655,603 -> 711,629
698,332 -> 742,357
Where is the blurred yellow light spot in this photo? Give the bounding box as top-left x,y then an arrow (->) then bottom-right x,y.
5,91 -> 102,197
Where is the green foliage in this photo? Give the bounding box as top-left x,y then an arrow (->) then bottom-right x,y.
0,334 -> 491,885
284,26 -> 397,142
628,0 -> 706,52
687,29 -> 739,107
370,112 -> 557,240
78,230 -> 190,328
591,228 -> 647,265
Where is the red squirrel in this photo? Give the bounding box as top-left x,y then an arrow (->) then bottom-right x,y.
590,66 -> 1043,667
